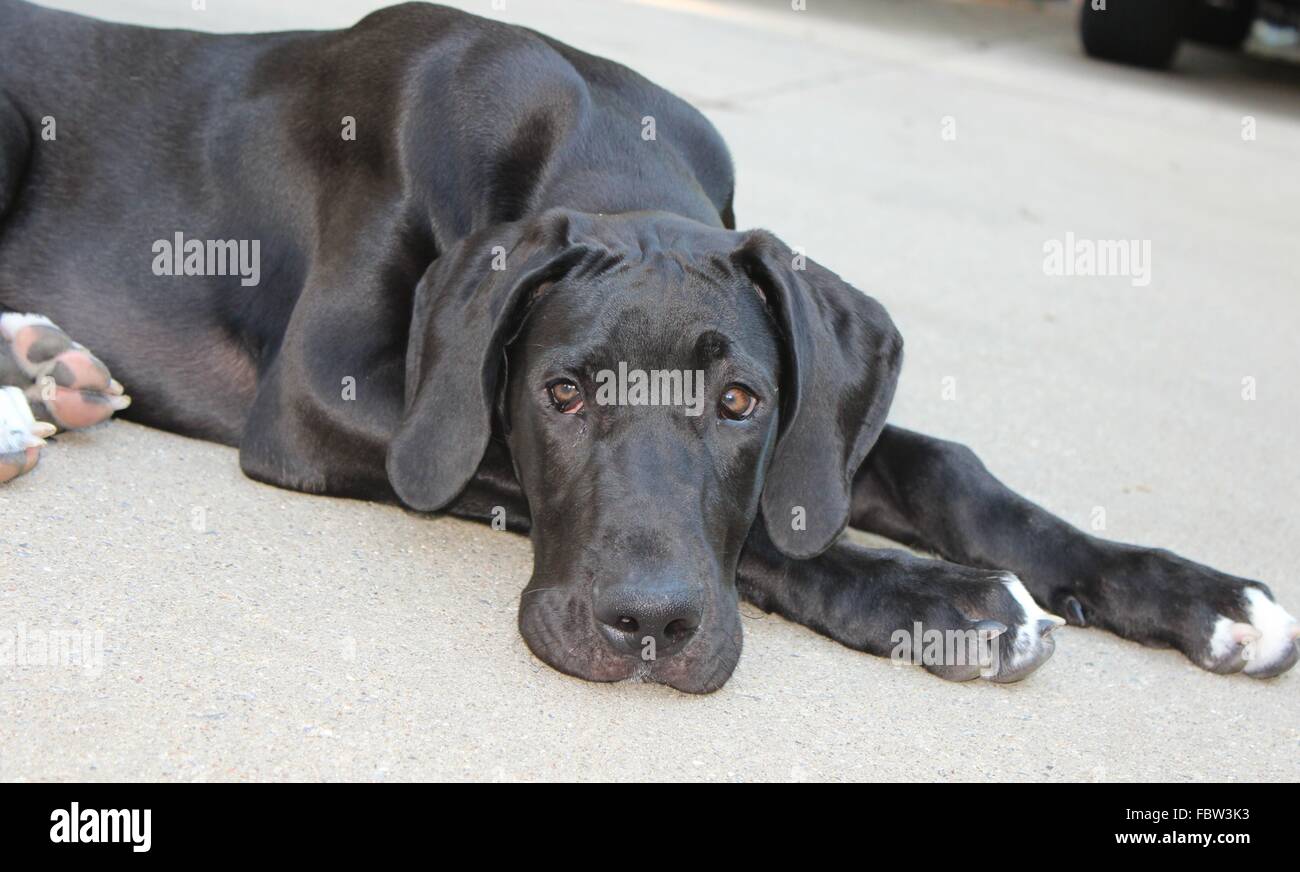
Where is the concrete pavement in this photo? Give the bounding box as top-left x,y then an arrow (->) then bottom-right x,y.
2,0 -> 1297,781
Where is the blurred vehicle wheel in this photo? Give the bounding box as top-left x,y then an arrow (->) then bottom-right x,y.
1185,0 -> 1257,47
1080,0 -> 1190,69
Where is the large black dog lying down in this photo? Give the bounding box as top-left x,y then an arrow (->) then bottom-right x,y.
1,1 -> 1295,692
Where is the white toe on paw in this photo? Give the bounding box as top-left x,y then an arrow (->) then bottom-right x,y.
999,572 -> 1064,670
0,385 -> 45,453
1209,588 -> 1299,676
1233,589 -> 1297,676
0,311 -> 56,341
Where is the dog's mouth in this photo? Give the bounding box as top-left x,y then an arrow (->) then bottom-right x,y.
517,579 -> 743,694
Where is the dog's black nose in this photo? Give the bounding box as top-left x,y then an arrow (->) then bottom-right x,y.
594,576 -> 702,658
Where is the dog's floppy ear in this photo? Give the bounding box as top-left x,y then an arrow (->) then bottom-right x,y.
387,211 -> 587,511
735,232 -> 903,559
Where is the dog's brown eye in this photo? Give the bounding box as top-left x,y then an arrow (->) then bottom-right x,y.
547,380 -> 584,413
719,384 -> 757,420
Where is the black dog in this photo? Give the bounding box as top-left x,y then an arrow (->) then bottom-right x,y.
1,1 -> 1295,691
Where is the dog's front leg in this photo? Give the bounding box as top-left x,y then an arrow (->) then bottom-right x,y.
736,524 -> 1060,682
849,425 -> 1299,678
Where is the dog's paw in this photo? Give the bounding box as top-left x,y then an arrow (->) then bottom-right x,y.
899,565 -> 1062,684
0,385 -> 54,483
986,573 -> 1065,683
1206,588 -> 1298,679
1055,547 -> 1298,680
0,312 -> 130,430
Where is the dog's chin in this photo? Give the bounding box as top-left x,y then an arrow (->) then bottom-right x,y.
517,582 -> 743,694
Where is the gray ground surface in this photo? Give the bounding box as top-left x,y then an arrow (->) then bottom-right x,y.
2,0 -> 1297,782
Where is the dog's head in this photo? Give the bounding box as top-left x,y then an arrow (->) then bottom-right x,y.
388,210 -> 901,692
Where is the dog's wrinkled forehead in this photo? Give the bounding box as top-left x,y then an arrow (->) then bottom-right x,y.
522,215 -> 779,366
522,249 -> 774,371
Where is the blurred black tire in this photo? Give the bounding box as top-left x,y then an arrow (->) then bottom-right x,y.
1080,1 -> 1190,69
1185,0 -> 1256,47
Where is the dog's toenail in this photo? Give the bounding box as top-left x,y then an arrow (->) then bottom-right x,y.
1064,596 -> 1087,627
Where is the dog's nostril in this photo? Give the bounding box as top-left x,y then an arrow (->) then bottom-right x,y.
663,618 -> 694,643
616,616 -> 639,633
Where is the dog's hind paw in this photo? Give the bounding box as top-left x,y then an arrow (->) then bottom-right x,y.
0,312 -> 130,430
0,385 -> 54,483
1207,588 -> 1299,679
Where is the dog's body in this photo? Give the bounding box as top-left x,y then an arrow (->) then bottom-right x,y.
1,0 -> 1295,690
0,0 -> 733,452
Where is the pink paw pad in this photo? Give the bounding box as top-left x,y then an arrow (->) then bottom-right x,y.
0,313 -> 130,432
